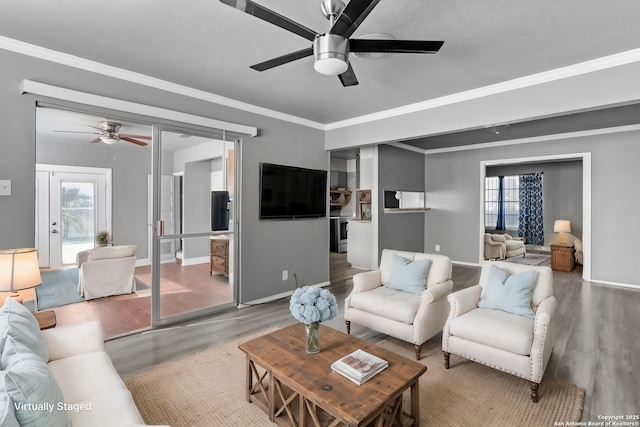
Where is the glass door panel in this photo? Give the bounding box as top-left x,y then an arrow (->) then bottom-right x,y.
152,127 -> 237,326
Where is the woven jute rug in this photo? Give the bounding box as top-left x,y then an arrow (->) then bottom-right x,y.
124,330 -> 584,427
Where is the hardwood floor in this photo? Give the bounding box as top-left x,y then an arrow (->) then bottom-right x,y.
106,263 -> 639,422
53,262 -> 233,340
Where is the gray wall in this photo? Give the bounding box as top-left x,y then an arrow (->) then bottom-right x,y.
424,132 -> 640,286
0,49 -> 327,304
377,145 -> 425,259
35,138 -> 151,259
183,160 -> 212,260
486,160 -> 583,244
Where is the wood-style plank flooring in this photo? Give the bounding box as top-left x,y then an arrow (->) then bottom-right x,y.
53,262 -> 233,340
106,263 -> 640,422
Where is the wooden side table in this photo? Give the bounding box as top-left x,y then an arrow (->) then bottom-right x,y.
210,236 -> 229,276
34,310 -> 57,330
550,244 -> 576,272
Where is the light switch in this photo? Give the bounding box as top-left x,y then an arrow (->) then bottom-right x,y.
0,180 -> 10,196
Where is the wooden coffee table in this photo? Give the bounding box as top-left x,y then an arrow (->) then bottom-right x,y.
238,323 -> 427,427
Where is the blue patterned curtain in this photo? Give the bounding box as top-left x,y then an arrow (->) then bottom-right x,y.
495,176 -> 505,230
518,173 -> 544,245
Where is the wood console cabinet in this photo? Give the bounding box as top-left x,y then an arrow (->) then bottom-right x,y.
550,244 -> 575,272
210,237 -> 229,276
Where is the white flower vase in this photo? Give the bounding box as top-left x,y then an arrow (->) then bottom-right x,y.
305,322 -> 320,354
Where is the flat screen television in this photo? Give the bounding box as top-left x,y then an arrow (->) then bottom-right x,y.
259,163 -> 327,219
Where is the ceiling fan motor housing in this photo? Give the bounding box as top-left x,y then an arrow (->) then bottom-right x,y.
313,34 -> 349,75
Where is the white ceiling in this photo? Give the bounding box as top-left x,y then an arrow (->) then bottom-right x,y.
2,0 -> 640,125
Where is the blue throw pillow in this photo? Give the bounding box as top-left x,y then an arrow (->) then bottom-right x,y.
387,254 -> 431,294
477,265 -> 536,319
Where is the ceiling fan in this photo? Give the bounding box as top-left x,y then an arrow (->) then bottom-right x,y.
219,0 -> 444,86
54,121 -> 150,146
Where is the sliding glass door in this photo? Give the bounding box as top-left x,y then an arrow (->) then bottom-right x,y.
151,126 -> 237,326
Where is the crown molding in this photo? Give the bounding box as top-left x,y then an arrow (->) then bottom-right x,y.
326,48 -> 640,131
0,36 -> 325,130
3,36 -> 640,134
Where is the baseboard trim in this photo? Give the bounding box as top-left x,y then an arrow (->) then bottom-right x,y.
238,281 -> 332,307
588,278 -> 639,290
452,260 -> 482,267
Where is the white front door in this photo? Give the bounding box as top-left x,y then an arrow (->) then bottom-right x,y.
36,165 -> 111,268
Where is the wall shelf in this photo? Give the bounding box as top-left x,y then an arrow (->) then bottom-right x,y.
329,189 -> 351,206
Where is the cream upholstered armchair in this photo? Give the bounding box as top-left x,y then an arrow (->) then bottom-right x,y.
344,249 -> 453,360
484,233 -> 526,259
442,261 -> 555,402
484,233 -> 505,260
77,245 -> 137,300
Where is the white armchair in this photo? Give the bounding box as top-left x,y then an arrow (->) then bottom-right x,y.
77,245 -> 137,300
344,249 -> 453,360
442,261 -> 556,402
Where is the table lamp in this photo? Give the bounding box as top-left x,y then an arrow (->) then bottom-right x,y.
0,248 -> 42,304
553,220 -> 571,244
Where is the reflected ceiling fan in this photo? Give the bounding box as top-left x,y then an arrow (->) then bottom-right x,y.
220,0 -> 444,86
54,121 -> 150,146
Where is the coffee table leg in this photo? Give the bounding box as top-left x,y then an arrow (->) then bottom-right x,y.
245,356 -> 252,402
411,379 -> 420,427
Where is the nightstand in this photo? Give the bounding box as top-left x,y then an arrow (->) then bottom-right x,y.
34,310 -> 57,330
550,244 -> 576,272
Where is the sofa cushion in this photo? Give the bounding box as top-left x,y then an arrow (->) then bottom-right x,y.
450,308 -> 534,356
387,254 -> 430,294
48,352 -> 127,404
350,286 -> 420,324
67,389 -> 144,427
0,376 -> 20,427
490,234 -> 506,242
478,264 -> 535,319
0,298 -> 48,365
87,245 -> 136,261
505,239 -> 525,250
2,346 -> 69,427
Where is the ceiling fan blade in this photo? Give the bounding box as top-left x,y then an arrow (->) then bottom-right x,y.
330,0 -> 381,38
87,125 -> 103,131
350,39 -> 444,54
120,136 -> 149,146
338,63 -> 359,87
89,137 -> 101,144
219,0 -> 317,41
250,47 -> 313,71
120,134 -> 152,140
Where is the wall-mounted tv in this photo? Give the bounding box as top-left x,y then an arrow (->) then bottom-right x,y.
211,191 -> 230,231
259,163 -> 327,219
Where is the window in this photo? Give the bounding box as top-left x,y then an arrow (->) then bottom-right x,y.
485,175 -> 520,230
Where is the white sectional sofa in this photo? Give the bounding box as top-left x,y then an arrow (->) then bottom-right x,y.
0,297 -> 167,427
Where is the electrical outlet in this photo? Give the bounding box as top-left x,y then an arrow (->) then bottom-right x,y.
435,244 -> 441,252
282,270 -> 288,281
0,180 -> 11,196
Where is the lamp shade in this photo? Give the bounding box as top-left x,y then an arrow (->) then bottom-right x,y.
553,220 -> 571,233
0,248 -> 42,292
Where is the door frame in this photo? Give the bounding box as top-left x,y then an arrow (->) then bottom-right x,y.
35,164 -> 112,268
479,152 -> 591,281
150,125 -> 240,327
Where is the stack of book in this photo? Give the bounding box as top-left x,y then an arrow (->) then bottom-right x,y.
331,349 -> 388,385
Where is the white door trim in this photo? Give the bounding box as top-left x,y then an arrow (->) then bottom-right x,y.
479,152 -> 591,281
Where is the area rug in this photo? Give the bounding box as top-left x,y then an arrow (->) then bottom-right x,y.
124,331 -> 584,427
37,268 -> 148,310
503,253 -> 551,267
37,268 -> 85,310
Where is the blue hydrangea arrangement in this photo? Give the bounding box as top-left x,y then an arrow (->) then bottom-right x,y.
289,286 -> 338,324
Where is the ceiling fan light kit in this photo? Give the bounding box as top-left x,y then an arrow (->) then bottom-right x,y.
220,0 -> 443,86
313,34 -> 349,75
